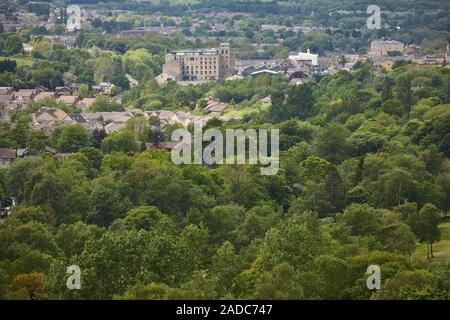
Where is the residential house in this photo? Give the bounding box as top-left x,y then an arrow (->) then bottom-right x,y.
125,74 -> 139,88
44,146 -> 73,159
145,141 -> 190,152
250,69 -> 280,77
104,122 -> 127,134
0,87 -> 13,95
81,111 -> 138,123
56,95 -> 80,106
0,148 -> 27,166
44,146 -> 59,156
145,110 -> 179,126
76,97 -> 96,110
414,53 -> 447,66
22,43 -> 33,54
204,96 -> 229,114
155,72 -> 178,86
33,107 -> 68,124
92,82 -> 114,95
0,149 -> 17,165
175,111 -> 193,128
0,94 -> 14,109
15,89 -> 38,103
34,91 -> 57,102
192,115 -> 213,127
373,56 -> 411,70
66,114 -> 87,124
55,86 -> 74,95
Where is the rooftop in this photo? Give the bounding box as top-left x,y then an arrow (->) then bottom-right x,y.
175,49 -> 221,56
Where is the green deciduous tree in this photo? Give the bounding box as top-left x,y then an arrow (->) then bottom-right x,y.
56,124 -> 91,152
408,203 -> 442,259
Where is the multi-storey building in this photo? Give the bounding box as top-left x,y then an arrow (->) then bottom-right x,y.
370,40 -> 405,56
157,43 -> 235,83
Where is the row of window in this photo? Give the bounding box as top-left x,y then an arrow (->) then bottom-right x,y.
183,65 -> 217,70
184,70 -> 218,75
183,56 -> 220,62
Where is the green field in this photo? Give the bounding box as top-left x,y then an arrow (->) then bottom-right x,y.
413,221 -> 450,263
1,56 -> 36,67
221,102 -> 270,120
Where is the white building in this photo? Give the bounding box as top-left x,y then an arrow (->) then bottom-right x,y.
289,49 -> 318,66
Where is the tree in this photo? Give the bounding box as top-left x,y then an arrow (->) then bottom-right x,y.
179,224 -> 210,270
235,205 -> 281,248
315,123 -> 351,164
204,205 -> 245,245
269,83 -> 315,121
77,84 -> 89,99
27,130 -> 48,154
260,211 -> 329,272
337,204 -> 380,236
324,165 -> 346,214
5,156 -> 43,201
10,115 -> 29,148
310,255 -> 352,299
4,35 -> 22,54
0,59 -> 16,73
31,65 -> 63,90
409,203 -> 442,259
93,55 -> 121,83
114,283 -> 170,300
90,96 -> 123,112
210,241 -> 241,295
381,99 -> 405,117
396,73 -> 412,106
277,119 -> 316,151
56,124 -> 91,152
87,175 -> 131,226
378,211 -> 416,256
10,272 -> 46,300
7,206 -> 45,224
110,206 -> 174,232
166,271 -> 219,300
91,128 -> 107,149
373,270 -> 443,300
101,130 -> 138,153
55,222 -> 104,257
255,263 -> 303,299
381,76 -> 395,101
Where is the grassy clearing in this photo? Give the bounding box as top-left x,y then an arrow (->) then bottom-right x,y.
413,221 -> 450,263
1,56 -> 36,67
221,103 -> 270,120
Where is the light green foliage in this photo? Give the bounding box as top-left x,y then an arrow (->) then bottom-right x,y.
0,52 -> 449,300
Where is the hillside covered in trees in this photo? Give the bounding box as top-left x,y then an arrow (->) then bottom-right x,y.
0,58 -> 449,299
